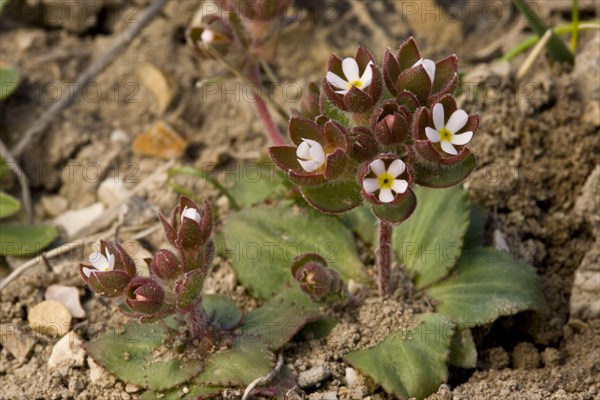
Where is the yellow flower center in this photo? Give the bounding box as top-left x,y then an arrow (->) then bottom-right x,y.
439,128 -> 453,142
347,80 -> 363,89
378,173 -> 394,189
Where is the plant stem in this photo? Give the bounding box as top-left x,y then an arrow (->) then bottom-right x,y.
249,65 -> 285,146
378,219 -> 393,296
185,299 -> 209,341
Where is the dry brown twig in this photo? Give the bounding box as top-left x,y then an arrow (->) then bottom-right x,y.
0,137 -> 32,223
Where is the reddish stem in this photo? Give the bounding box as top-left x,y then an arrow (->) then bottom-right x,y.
378,219 -> 393,296
249,65 -> 285,146
185,298 -> 208,341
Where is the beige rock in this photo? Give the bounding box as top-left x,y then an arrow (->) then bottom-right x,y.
48,332 -> 85,370
574,165 -> 600,234
570,244 -> 600,319
97,178 -> 129,207
54,202 -> 105,238
0,323 -> 37,361
28,300 -> 72,337
88,357 -> 108,384
40,195 -> 69,218
45,285 -> 86,318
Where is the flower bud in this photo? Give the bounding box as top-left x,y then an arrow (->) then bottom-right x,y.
151,249 -> 181,280
125,277 -> 165,314
370,102 -> 410,145
291,253 -> 347,304
79,240 -> 136,297
187,16 -> 234,59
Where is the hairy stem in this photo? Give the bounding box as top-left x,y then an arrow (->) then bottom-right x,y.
185,298 -> 209,341
378,219 -> 393,296
249,65 -> 285,146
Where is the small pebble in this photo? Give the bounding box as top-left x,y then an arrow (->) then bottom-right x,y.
54,203 -> 105,238
45,285 -> 86,318
345,367 -> 357,386
125,384 -> 140,393
298,366 -> 331,389
28,300 -> 72,337
40,195 -> 68,218
0,323 -> 37,361
321,392 -> 337,400
98,178 -> 129,207
48,332 -> 85,372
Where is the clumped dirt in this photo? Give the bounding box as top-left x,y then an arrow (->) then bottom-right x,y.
1,1 -> 599,399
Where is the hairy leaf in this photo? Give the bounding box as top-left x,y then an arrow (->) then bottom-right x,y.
0,224 -> 57,256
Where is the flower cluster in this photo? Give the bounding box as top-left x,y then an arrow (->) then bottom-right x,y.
270,38 -> 479,223
186,0 -> 291,61
291,253 -> 348,305
80,196 -> 215,324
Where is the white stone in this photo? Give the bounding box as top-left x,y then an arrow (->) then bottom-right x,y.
110,129 -> 130,144
48,332 -> 85,371
54,202 -> 105,238
28,300 -> 72,337
88,357 -> 107,383
98,178 -> 129,207
45,285 -> 86,318
40,195 -> 69,218
345,367 -> 358,386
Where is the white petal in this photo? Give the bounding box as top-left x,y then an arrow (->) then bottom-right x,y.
387,159 -> 406,178
425,127 -> 441,142
326,71 -> 349,90
446,110 -> 469,134
335,88 -> 349,95
421,59 -> 436,82
379,188 -> 395,203
432,103 -> 445,131
182,207 -> 201,223
296,141 -> 311,159
89,252 -> 108,271
441,141 -> 458,155
341,57 -> 360,82
201,29 -> 214,43
362,178 -> 379,194
368,159 -> 386,177
359,61 -> 373,88
82,267 -> 93,278
309,146 -> 325,163
107,253 -> 115,271
450,131 -> 473,146
298,159 -> 320,172
392,179 -> 408,194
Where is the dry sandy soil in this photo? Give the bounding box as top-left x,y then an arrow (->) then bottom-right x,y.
0,0 -> 599,399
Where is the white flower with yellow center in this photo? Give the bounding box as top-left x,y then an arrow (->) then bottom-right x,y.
413,58 -> 436,83
181,206 -> 202,223
326,58 -> 374,95
83,249 -> 115,277
363,159 -> 408,203
296,138 -> 325,172
425,103 -> 473,156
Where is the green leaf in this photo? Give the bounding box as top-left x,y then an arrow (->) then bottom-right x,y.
196,337 -> 274,386
463,203 -> 488,249
372,189 -> 417,224
393,186 -> 470,288
0,224 -> 57,256
301,179 -> 362,214
512,0 -> 574,64
0,191 -> 21,218
448,328 -> 477,368
84,323 -> 205,391
322,96 -> 351,128
140,385 -> 222,400
413,152 -> 477,188
0,64 -> 19,100
225,162 -> 289,208
345,313 -> 455,400
223,203 -> 369,299
241,286 -> 320,350
426,247 -> 548,328
339,204 -> 376,244
203,294 -> 242,330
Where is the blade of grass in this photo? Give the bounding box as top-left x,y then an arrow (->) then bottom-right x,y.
499,20 -> 599,62
571,0 -> 580,53
512,0 -> 574,64
167,166 -> 240,211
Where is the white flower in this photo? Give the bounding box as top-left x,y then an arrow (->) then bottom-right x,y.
413,58 -> 436,83
201,29 -> 215,43
363,159 -> 408,203
326,58 -> 373,95
296,138 -> 325,172
83,248 -> 115,278
181,206 -> 202,223
425,103 -> 473,156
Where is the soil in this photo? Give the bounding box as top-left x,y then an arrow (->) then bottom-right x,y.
1,1 -> 599,399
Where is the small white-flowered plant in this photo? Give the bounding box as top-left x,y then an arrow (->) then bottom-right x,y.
181,206 -> 202,223
363,159 -> 408,203
425,103 -> 473,155
201,29 -> 215,43
296,138 -> 325,172
326,58 -> 374,95
413,58 -> 436,83
83,249 -> 115,277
